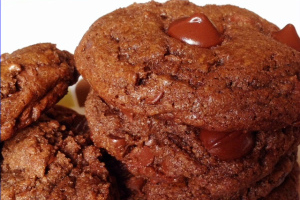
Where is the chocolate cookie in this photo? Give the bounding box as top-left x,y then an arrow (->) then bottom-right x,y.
85,90 -> 299,199
1,43 -> 79,141
101,148 -> 299,200
75,0 -> 300,132
126,162 -> 299,200
1,105 -> 117,200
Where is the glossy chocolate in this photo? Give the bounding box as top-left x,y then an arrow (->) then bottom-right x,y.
272,24 -> 300,52
108,135 -> 126,150
200,129 -> 254,161
167,13 -> 223,48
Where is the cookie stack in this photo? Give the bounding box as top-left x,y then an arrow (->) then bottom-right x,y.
2,0 -> 299,199
75,0 -> 300,199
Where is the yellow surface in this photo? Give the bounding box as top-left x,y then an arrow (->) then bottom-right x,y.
57,89 -> 75,108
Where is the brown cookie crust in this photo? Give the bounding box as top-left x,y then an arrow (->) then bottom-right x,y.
1,106 -> 116,200
75,0 -> 300,132
1,43 -> 79,141
126,161 -> 299,200
85,90 -> 300,199
264,163 -> 299,200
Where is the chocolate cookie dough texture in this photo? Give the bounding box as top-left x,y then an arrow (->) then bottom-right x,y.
75,0 -> 300,199
1,106 -> 118,200
86,90 -> 299,199
1,43 -> 79,141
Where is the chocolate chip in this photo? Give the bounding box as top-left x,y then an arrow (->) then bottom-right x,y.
200,129 -> 255,160
272,24 -> 300,52
167,13 -> 223,48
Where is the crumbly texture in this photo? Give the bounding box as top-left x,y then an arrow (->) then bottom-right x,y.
85,90 -> 299,199
1,106 -> 117,200
1,43 -> 79,141
75,0 -> 300,132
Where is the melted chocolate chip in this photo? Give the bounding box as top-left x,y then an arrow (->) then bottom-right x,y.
107,135 -> 127,158
167,13 -> 223,48
108,135 -> 126,150
200,129 -> 254,161
272,24 -> 300,52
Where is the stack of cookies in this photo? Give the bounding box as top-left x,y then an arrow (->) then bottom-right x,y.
1,0 -> 300,199
75,0 -> 300,199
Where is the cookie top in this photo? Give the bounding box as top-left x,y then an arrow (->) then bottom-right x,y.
1,105 -> 117,200
1,43 -> 79,141
85,90 -> 299,199
75,0 -> 300,132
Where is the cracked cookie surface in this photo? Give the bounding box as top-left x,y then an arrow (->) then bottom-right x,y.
1,43 -> 79,141
1,106 -> 117,200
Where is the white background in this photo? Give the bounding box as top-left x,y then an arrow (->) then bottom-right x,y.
2,0 -> 300,54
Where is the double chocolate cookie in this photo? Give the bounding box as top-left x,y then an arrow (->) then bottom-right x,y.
1,105 -> 117,200
1,43 -> 79,141
86,90 -> 299,199
75,0 -> 300,132
76,0 -> 300,199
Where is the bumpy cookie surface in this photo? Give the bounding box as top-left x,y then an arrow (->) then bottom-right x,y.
124,163 -> 299,200
1,43 -> 79,141
1,106 -> 117,200
264,164 -> 299,200
75,0 -> 300,132
85,90 -> 299,199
